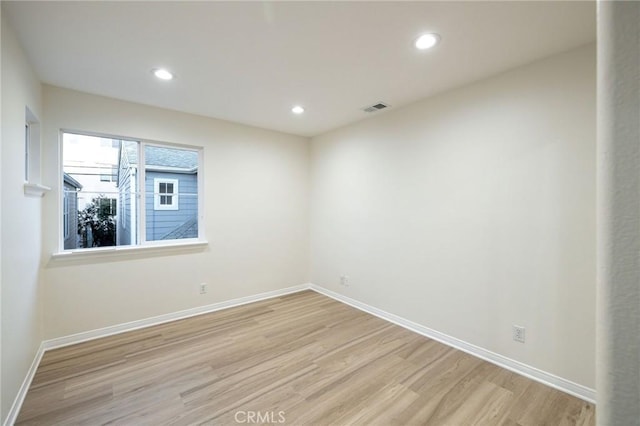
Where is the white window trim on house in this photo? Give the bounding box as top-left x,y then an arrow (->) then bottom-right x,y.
154,178 -> 179,210
56,130 -> 206,258
63,191 -> 70,239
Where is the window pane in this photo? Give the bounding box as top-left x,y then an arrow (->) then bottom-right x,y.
63,133 -> 137,249
25,124 -> 30,181
145,145 -> 198,241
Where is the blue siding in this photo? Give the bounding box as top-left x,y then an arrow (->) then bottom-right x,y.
63,182 -> 79,249
116,146 -> 134,246
145,171 -> 198,241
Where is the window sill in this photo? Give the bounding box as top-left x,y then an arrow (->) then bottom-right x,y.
49,240 -> 208,265
24,183 -> 51,198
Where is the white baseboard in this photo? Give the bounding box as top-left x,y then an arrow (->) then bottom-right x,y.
5,281 -> 595,426
3,284 -> 309,426
3,342 -> 46,426
308,284 -> 596,404
44,284 -> 309,351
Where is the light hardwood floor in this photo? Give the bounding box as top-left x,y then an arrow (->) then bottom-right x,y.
16,291 -> 594,425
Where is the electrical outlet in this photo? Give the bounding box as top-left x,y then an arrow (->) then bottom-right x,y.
199,283 -> 207,294
340,275 -> 350,287
513,325 -> 525,343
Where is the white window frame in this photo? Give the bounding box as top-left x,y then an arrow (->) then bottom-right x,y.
57,130 -> 205,256
154,178 -> 179,210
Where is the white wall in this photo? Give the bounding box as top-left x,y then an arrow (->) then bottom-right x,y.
1,14 -> 44,422
310,45 -> 596,388
597,1 -> 640,423
0,6 -> 3,420
1,30 -> 595,420
41,86 -> 310,339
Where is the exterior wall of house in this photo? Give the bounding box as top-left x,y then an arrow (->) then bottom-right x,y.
116,148 -> 134,246
145,171 -> 198,240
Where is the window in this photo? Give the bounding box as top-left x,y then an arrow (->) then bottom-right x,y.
25,123 -> 30,182
61,132 -> 202,251
24,109 -> 49,197
154,179 -> 179,210
24,107 -> 42,185
99,198 -> 117,216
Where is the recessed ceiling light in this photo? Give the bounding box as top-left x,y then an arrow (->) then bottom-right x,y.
153,68 -> 174,80
414,33 -> 440,50
291,105 -> 305,114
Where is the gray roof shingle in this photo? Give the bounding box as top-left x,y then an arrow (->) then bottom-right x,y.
123,142 -> 197,170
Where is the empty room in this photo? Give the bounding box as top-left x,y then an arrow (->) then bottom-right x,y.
1,1 -> 638,425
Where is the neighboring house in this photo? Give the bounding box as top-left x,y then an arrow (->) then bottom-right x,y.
117,142 -> 198,245
63,173 -> 82,249
63,135 -> 119,211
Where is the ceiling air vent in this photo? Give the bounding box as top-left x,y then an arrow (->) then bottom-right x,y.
362,102 -> 390,113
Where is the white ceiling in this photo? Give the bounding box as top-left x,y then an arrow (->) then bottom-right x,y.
3,1 -> 596,137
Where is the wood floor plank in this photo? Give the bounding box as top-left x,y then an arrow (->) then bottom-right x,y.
16,290 -> 595,425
